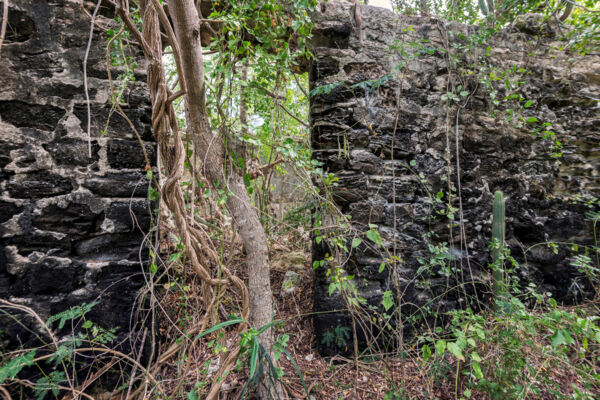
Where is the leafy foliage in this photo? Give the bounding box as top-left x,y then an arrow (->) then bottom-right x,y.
0,301 -> 117,399
0,350 -> 36,385
46,301 -> 98,330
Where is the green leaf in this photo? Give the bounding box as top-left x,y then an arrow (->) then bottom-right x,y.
187,389 -> 200,400
435,339 -> 446,355
378,262 -> 386,273
274,343 -> 310,398
351,238 -> 362,248
552,329 -> 574,347
328,282 -> 337,296
249,338 -> 259,379
196,318 -> 245,339
472,361 -> 483,379
46,302 -> 98,330
527,116 -> 538,123
366,229 -> 383,247
382,291 -> 394,311
447,342 -> 465,361
168,252 -> 182,263
409,159 -> 417,167
422,344 -> 432,361
257,319 -> 282,335
0,351 -> 36,384
524,100 -> 534,108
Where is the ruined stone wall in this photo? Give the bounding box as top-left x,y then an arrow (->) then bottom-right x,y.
0,0 -> 154,350
310,2 -> 599,354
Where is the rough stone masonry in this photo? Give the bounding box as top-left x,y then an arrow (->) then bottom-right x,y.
0,0 -> 154,352
310,2 -> 600,354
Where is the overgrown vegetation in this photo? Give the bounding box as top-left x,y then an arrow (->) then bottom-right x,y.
1,0 -> 599,399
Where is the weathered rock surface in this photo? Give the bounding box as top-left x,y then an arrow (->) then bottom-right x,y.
310,3 -> 600,355
0,0 -> 154,354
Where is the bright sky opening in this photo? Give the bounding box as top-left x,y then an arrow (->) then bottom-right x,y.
369,0 -> 393,10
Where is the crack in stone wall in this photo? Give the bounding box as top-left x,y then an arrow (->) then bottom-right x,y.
310,2 -> 600,355
0,0 -> 154,352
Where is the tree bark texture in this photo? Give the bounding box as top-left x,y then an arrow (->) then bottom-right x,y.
166,0 -> 278,396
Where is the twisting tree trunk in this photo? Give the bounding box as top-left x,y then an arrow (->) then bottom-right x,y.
166,0 -> 280,397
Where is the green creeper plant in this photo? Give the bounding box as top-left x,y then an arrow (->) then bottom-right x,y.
492,191 -> 506,297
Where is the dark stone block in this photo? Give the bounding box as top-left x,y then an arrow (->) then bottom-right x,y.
349,201 -> 384,224
73,103 -> 153,141
4,8 -> 37,43
0,200 -> 22,224
349,149 -> 383,174
343,62 -> 384,81
313,280 -> 384,356
74,232 -> 145,261
104,200 -> 151,232
23,256 -> 81,295
83,171 -> 148,197
107,139 -> 155,169
0,142 -> 17,169
6,171 -> 73,198
311,57 -> 340,82
10,52 -> 64,78
311,84 -> 363,104
44,139 -> 100,166
83,261 -> 145,330
368,129 -> 416,159
36,82 -> 90,100
310,14 -> 352,49
313,311 -> 352,356
0,101 -> 65,130
7,231 -> 72,257
310,106 -> 354,128
127,86 -> 153,108
331,172 -> 368,205
32,197 -> 104,237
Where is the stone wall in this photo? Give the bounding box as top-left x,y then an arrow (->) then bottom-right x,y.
310,2 -> 600,354
0,0 -> 153,351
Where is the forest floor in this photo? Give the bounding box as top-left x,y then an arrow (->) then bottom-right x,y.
156,231 -> 595,400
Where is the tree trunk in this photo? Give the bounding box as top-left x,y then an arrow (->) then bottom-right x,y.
166,0 -> 280,397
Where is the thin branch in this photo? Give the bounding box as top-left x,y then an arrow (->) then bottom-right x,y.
292,71 -> 309,98
255,83 -> 286,100
563,0 -> 599,14
279,103 -> 309,128
84,0 -> 103,158
0,0 -> 8,58
249,157 -> 285,179
0,384 -> 12,400
14,380 -> 95,400
112,0 -> 153,56
167,89 -> 185,103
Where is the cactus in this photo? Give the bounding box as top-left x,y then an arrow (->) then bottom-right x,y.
492,191 -> 505,296
486,0 -> 495,16
478,0 -> 489,16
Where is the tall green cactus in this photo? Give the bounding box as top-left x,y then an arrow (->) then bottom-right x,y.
478,0 -> 489,16
478,0 -> 495,17
492,191 -> 505,296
